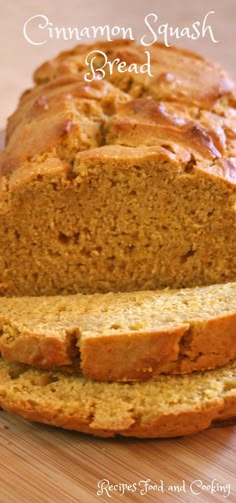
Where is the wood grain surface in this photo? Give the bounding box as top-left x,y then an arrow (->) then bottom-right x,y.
0,411 -> 235,503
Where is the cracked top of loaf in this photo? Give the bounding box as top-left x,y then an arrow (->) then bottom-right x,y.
1,40 -> 236,186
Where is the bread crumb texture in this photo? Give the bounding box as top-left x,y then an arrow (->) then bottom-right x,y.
0,41 -> 236,296
0,357 -> 235,437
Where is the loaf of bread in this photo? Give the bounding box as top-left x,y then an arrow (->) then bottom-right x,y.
1,41 -> 236,439
0,282 -> 236,380
0,358 -> 235,437
0,41 -> 236,296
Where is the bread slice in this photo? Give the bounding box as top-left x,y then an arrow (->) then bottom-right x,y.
0,358 -> 235,438
1,282 -> 236,380
0,41 -> 236,296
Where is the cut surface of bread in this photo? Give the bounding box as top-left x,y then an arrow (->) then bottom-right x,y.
0,282 -> 236,380
0,358 -> 235,438
0,41 -> 236,296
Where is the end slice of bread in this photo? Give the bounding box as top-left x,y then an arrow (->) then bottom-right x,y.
0,358 -> 235,438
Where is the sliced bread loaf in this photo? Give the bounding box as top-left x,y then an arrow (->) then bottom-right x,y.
0,41 -> 236,296
0,358 -> 235,438
0,282 -> 236,380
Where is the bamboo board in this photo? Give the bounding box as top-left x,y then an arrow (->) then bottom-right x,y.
0,412 -> 235,502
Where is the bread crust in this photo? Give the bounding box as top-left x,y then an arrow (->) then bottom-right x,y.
81,312 -> 236,380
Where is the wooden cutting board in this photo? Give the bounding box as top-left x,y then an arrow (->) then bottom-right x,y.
0,412 -> 235,502
0,130 -> 235,502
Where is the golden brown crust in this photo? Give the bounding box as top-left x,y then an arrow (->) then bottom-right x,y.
1,77 -> 129,177
105,99 -> 222,160
81,312 -> 236,381
1,402 -> 228,438
34,40 -> 234,109
1,40 -> 236,183
0,359 -> 235,438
